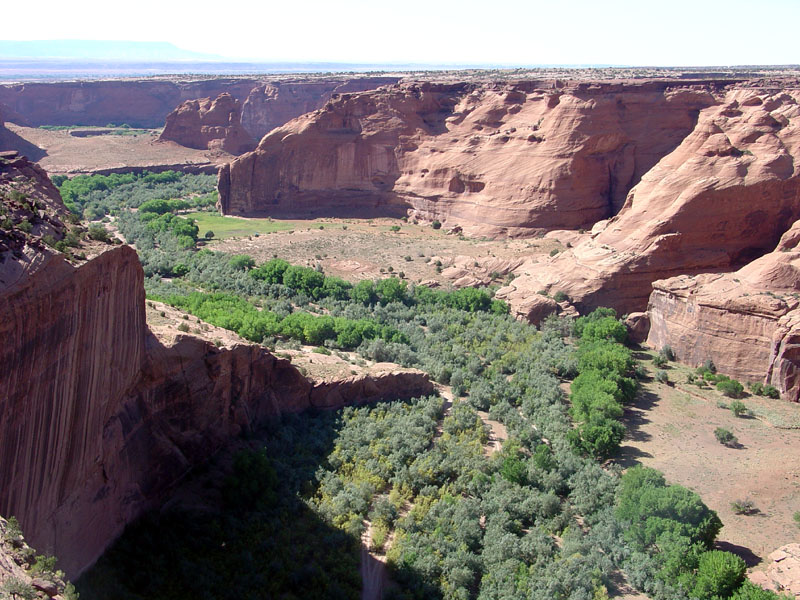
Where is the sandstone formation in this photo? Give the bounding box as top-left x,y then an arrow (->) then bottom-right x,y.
750,544 -> 800,597
0,77 -> 399,139
501,84 -> 800,314
218,80 -> 716,231
0,162 -> 432,577
159,93 -> 255,154
646,219 -> 800,400
241,77 -> 401,140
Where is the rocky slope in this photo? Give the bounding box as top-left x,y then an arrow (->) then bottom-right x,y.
0,159 -> 432,577
646,219 -> 800,400
218,79 -> 717,233
159,92 -> 255,154
501,84 -> 800,314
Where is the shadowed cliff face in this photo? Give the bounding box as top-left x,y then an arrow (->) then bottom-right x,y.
218,80 -> 716,235
0,160 -> 433,577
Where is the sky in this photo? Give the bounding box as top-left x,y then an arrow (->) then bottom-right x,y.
4,0 -> 799,66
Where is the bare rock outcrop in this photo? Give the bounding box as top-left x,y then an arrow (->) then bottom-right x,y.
646,219 -> 800,400
0,164 -> 432,577
219,80 -> 716,233
750,544 -> 800,596
502,85 -> 800,315
159,93 -> 256,154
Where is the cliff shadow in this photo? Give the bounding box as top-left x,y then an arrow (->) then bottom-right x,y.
0,127 -> 47,162
75,406 -> 432,600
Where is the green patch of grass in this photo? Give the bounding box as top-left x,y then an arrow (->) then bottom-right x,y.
186,212 -> 300,239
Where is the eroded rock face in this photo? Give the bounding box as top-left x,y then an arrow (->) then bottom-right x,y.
159,93 -> 256,154
646,220 -> 800,400
241,77 -> 401,140
219,80 -> 716,233
502,85 -> 800,315
0,166 -> 432,577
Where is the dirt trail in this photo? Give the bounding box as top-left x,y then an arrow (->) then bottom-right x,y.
360,520 -> 386,600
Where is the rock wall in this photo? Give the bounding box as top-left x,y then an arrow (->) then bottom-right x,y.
0,79 -> 259,129
501,84 -> 800,314
159,93 -> 255,154
646,220 -> 800,400
218,80 -> 716,235
0,77 -> 400,139
241,77 -> 402,140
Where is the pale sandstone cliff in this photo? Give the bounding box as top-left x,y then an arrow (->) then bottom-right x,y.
0,159 -> 433,577
218,80 -> 716,233
159,92 -> 255,154
646,219 -> 800,400
501,85 -> 800,314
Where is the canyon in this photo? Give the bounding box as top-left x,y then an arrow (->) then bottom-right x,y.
3,70 -> 800,594
0,153 -> 432,577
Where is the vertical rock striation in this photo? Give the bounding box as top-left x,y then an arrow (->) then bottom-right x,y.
218,80 -> 717,235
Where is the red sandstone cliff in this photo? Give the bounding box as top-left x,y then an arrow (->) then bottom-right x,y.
0,159 -> 433,577
501,84 -> 800,314
646,219 -> 800,401
218,80 -> 716,234
241,77 -> 402,140
159,93 -> 255,154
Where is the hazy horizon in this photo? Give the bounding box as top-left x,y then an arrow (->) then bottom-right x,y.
4,0 -> 799,67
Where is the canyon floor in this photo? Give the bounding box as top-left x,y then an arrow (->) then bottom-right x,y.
5,123 -> 229,174
210,216 -> 564,286
619,351 -> 800,575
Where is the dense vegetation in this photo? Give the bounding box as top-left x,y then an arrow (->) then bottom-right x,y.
64,172 -> 784,600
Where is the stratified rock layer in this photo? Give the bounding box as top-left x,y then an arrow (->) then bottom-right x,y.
646,220 -> 800,400
159,93 -> 255,154
219,80 -> 716,232
502,85 -> 800,314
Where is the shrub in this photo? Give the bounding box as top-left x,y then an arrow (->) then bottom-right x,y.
228,254 -> 255,271
692,550 -> 746,599
549,248 -> 560,257
553,291 -> 568,303
717,379 -> 744,399
431,220 -> 441,229
205,230 -> 215,239
655,370 -> 669,384
729,399 -> 747,417
730,499 -> 756,515
88,223 -> 109,242
749,381 -> 764,395
660,344 -> 675,361
1,577 -> 36,600
794,511 -> 800,528
17,219 -> 32,233
763,384 -> 780,399
390,225 -> 401,232
714,427 -> 737,447
177,322 -> 190,332
652,354 -> 667,368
